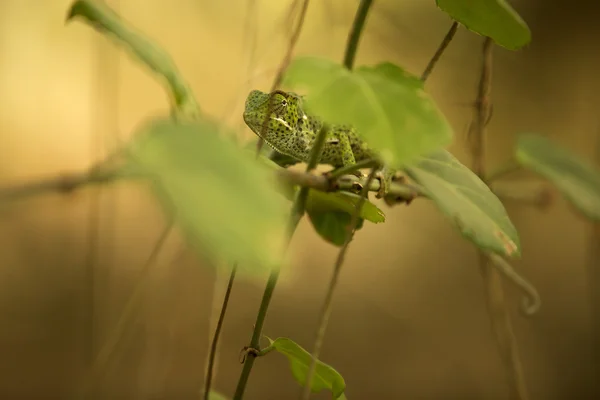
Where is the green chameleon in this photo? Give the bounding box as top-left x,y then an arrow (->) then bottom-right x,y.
243,89 -> 398,201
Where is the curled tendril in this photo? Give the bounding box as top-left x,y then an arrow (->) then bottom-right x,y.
488,253 -> 541,316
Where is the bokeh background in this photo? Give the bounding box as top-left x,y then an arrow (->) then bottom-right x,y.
0,0 -> 598,399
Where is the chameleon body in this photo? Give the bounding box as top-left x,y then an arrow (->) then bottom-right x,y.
242,89 -> 395,199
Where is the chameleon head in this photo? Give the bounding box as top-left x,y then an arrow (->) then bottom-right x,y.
243,89 -> 304,141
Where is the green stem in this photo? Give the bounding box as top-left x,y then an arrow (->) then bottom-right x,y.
343,0 -> 373,70
203,264 -> 238,400
233,123 -> 330,400
301,167 -> 378,400
420,21 -> 458,82
327,158 -> 380,179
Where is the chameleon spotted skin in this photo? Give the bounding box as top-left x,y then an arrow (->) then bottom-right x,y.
243,89 -> 395,198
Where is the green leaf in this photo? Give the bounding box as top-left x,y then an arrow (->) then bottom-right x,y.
515,134 -> 600,221
306,188 -> 383,246
435,0 -> 531,50
283,57 -> 453,168
307,191 -> 385,223
266,337 -> 346,399
126,117 -> 289,275
404,150 -> 520,258
67,0 -> 199,118
307,211 -> 364,247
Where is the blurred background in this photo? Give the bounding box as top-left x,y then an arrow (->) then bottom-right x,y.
0,0 -> 598,398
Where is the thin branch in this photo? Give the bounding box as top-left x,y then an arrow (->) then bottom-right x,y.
301,167 -> 378,400
0,168 -> 116,202
233,123 -> 330,400
469,37 -> 530,400
326,158 -> 380,179
0,159 -> 423,205
420,21 -> 458,82
203,264 -> 238,400
343,0 -> 373,70
256,0 -> 311,155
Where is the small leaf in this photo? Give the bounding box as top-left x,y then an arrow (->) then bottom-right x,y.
67,0 -> 199,117
307,191 -> 385,223
126,117 -> 289,275
405,150 -> 520,258
308,211 -> 364,247
515,134 -> 600,220
283,57 -> 453,168
435,0 -> 531,50
266,337 -> 346,399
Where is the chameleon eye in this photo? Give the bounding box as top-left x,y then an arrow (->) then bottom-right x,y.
281,99 -> 288,107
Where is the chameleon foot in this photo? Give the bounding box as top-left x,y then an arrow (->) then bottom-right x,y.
383,175 -> 416,206
374,170 -> 389,199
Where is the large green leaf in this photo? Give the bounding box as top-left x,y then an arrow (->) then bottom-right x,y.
515,134 -> 600,221
266,337 -> 346,399
435,0 -> 531,50
67,0 -> 199,118
283,57 -> 453,168
126,117 -> 289,275
404,150 -> 521,258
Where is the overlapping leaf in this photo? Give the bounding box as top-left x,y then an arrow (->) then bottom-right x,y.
283,57 -> 453,168
126,117 -> 289,275
436,0 -> 531,50
405,150 -> 521,257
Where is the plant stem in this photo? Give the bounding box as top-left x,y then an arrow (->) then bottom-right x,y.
343,0 -> 373,70
203,264 -> 238,400
233,124 -> 330,400
327,158 -> 380,179
300,167 -> 378,400
420,21 -> 458,82
470,37 -> 530,400
0,156 -> 422,204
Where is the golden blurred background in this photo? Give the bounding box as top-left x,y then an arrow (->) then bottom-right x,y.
0,0 -> 598,398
